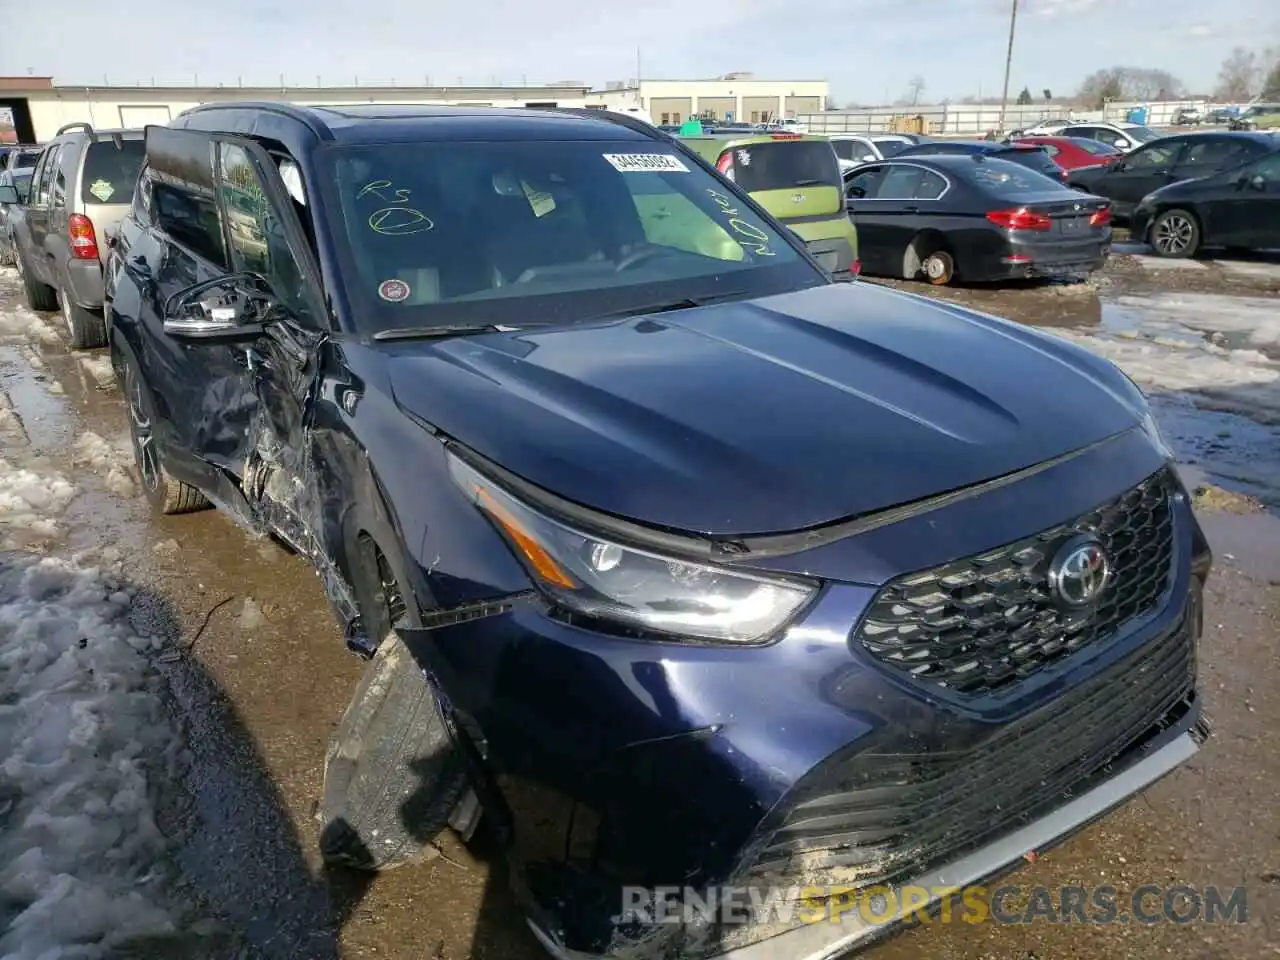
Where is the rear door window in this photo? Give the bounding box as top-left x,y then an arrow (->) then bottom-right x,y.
33,145 -> 60,207
1178,138 -> 1253,171
914,169 -> 948,200
80,139 -> 146,205
877,165 -> 927,199
727,141 -> 840,191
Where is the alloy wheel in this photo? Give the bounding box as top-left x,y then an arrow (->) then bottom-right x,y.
1153,214 -> 1194,256
128,374 -> 161,493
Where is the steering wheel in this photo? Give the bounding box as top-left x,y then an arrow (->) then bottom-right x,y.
615,243 -> 670,272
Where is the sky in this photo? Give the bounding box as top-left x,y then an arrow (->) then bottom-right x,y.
7,0 -> 1279,103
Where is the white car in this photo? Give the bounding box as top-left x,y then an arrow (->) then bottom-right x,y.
1022,118 -> 1073,136
1056,121 -> 1163,153
827,134 -> 917,173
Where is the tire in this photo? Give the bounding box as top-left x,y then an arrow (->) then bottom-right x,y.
921,249 -> 955,285
1150,209 -> 1200,259
60,288 -> 108,350
123,358 -> 211,515
319,545 -> 469,871
15,244 -> 58,311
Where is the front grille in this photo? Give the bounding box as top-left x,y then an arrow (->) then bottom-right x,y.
740,616 -> 1195,888
853,467 -> 1176,695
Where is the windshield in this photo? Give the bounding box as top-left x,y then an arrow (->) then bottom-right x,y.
723,140 -> 840,192
80,139 -> 146,204
1125,126 -> 1161,143
320,139 -> 820,333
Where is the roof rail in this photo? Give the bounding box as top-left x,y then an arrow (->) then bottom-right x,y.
547,107 -> 662,140
55,121 -> 96,140
176,101 -> 337,141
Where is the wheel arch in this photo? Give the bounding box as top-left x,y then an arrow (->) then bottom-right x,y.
903,229 -> 954,280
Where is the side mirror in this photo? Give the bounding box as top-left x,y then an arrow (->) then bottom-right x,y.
861,154 -> 877,163
162,273 -> 276,342
0,184 -> 18,205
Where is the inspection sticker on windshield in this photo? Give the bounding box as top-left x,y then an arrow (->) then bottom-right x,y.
88,179 -> 114,202
603,153 -> 690,173
378,279 -> 411,303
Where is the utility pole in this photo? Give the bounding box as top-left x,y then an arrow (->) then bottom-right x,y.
996,0 -> 1019,134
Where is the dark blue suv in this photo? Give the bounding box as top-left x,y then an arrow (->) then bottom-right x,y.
104,103 -> 1210,960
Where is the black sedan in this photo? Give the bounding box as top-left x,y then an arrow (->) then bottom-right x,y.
1066,131 -> 1276,220
890,139 -> 1069,184
844,155 -> 1112,284
1131,147 -> 1280,257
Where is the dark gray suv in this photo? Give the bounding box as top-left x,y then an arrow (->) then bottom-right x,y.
1,123 -> 145,348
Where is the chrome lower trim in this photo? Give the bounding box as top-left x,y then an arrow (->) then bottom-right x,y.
528,731 -> 1200,960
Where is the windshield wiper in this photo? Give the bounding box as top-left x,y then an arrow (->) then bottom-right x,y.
590,290 -> 750,322
373,323 -> 521,342
793,178 -> 826,186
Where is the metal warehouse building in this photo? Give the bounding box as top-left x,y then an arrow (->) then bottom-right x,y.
588,74 -> 829,125
0,74 -> 829,142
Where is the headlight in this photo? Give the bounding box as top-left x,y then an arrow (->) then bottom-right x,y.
447,453 -> 817,644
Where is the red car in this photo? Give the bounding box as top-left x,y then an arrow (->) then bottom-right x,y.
1012,135 -> 1124,171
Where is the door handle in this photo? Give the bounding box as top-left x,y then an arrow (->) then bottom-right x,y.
904,205 -> 919,213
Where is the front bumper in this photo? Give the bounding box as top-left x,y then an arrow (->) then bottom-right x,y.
400,438 -> 1209,960
533,724 -> 1204,960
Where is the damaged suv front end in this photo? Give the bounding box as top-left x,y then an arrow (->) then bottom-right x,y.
387,291 -> 1210,960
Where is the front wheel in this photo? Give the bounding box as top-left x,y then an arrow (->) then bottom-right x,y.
124,358 -> 210,515
1150,209 -> 1200,259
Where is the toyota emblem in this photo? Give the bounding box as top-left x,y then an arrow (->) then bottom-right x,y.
1047,534 -> 1111,608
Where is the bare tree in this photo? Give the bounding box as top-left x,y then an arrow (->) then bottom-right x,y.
1262,47 -> 1280,99
1215,47 -> 1260,100
906,75 -> 926,107
1076,65 -> 1185,106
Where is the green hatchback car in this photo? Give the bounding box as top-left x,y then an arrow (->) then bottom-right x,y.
680,132 -> 859,278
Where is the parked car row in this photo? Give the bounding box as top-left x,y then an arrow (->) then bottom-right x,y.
0,102 -> 1216,960
0,122 -> 147,346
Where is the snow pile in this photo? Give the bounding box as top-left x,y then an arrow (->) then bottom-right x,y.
0,291 -> 57,347
0,388 -> 26,446
0,555 -> 183,957
77,356 -> 115,390
1110,292 -> 1280,350
73,432 -> 137,498
0,460 -> 77,547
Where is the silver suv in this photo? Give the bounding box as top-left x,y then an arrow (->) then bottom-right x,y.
3,123 -> 145,348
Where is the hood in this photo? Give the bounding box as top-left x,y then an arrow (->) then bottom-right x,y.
386,284 -> 1144,536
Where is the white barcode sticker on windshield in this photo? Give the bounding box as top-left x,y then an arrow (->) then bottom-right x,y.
603,153 -> 690,173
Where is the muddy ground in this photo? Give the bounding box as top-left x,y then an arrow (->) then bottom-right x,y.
1,251 -> 1278,960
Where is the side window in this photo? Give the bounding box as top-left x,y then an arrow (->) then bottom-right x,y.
146,128 -> 227,268
1244,152 -> 1280,182
1180,139 -> 1247,170
1126,142 -> 1181,169
914,170 -> 948,200
832,140 -> 856,162
33,145 -> 61,207
845,165 -> 886,198
216,142 -> 313,319
878,165 -> 926,199
1040,144 -> 1060,158
51,146 -> 69,210
24,150 -> 47,203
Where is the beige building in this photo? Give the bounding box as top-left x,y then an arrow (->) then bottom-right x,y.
588,74 -> 829,125
0,77 -> 593,142
0,74 -> 829,143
